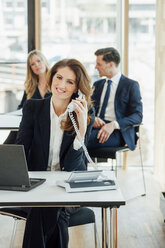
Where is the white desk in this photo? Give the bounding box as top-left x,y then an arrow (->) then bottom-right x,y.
0,111 -> 22,130
0,171 -> 125,248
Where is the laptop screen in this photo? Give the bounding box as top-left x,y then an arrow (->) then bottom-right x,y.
0,145 -> 30,187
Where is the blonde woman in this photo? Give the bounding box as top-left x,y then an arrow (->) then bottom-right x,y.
4,50 -> 51,144
18,49 -> 51,109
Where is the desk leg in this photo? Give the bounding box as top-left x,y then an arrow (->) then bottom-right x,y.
110,207 -> 117,248
102,208 -> 108,248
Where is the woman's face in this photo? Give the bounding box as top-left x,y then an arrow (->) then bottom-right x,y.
30,54 -> 46,76
51,66 -> 77,102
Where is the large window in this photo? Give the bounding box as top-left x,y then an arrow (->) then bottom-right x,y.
0,0 -> 27,114
0,0 -> 27,143
41,0 -> 155,166
128,0 -> 155,166
0,0 -> 156,166
41,0 -> 119,81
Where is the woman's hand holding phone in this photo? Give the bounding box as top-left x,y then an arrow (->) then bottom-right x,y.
71,95 -> 87,140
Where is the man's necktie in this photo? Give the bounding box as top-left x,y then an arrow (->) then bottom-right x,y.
99,79 -> 112,120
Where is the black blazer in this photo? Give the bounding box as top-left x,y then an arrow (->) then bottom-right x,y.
16,96 -> 95,171
17,88 -> 51,109
92,74 -> 143,150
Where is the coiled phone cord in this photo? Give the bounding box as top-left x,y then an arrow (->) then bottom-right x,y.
69,112 -> 97,170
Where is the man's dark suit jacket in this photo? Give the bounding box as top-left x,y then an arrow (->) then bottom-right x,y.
16,96 -> 95,171
92,74 -> 143,150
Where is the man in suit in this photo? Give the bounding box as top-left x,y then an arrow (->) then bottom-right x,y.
88,47 -> 143,151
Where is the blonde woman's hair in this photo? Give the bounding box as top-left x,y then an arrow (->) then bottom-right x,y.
25,50 -> 50,99
47,58 -> 93,132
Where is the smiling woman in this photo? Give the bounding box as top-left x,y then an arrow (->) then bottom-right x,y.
47,59 -> 93,133
51,67 -> 77,103
15,58 -> 95,248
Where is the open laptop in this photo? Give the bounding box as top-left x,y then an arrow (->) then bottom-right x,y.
0,145 -> 46,191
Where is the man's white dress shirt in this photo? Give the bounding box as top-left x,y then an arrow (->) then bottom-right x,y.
97,72 -> 121,128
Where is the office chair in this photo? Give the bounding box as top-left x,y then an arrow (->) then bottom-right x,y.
88,124 -> 146,197
0,207 -> 98,248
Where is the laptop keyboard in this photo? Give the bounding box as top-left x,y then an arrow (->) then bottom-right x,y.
29,178 -> 41,186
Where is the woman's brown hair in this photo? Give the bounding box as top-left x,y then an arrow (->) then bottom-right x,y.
25,50 -> 50,99
47,58 -> 93,132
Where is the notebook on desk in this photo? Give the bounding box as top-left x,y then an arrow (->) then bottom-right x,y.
56,170 -> 117,193
0,145 -> 46,191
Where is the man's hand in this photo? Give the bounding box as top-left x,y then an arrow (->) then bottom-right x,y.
97,122 -> 116,143
93,117 -> 105,128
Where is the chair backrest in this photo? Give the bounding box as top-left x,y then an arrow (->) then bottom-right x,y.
0,207 -> 27,220
69,207 -> 95,227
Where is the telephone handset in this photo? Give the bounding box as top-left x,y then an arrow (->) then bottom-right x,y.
67,91 -> 109,180
67,90 -> 83,112
67,89 -> 98,170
